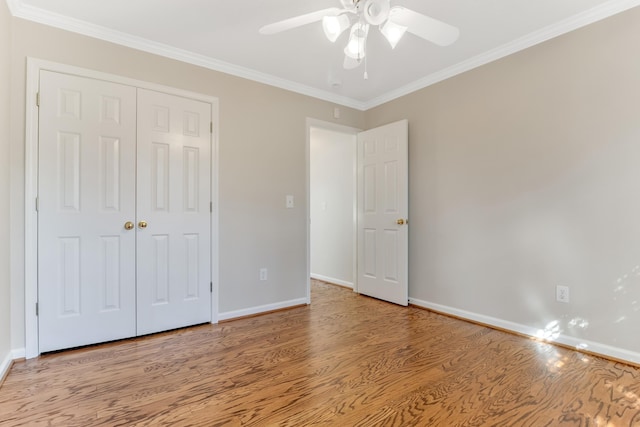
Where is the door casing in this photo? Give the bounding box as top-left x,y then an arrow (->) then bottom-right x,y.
24,58 -> 220,358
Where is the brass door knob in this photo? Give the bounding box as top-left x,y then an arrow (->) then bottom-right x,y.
124,221 -> 134,230
397,219 -> 407,225
138,221 -> 148,229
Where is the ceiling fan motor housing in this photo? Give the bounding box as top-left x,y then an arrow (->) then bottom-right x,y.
340,0 -> 358,10
363,0 -> 390,25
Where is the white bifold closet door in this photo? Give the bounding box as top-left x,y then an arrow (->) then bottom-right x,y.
38,71 -> 211,353
136,89 -> 211,336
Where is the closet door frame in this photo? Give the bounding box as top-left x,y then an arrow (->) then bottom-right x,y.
24,58 -> 220,359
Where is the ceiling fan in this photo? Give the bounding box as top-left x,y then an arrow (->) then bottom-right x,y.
259,0 -> 459,74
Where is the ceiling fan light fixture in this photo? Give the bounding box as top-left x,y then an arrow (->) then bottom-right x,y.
322,14 -> 351,42
380,19 -> 407,49
344,36 -> 365,59
258,1 -> 460,76
344,22 -> 369,59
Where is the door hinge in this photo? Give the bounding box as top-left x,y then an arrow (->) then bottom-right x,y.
35,197 -> 39,212
210,282 -> 213,293
36,92 -> 40,107
210,201 -> 213,213
210,122 -> 213,134
35,302 -> 39,316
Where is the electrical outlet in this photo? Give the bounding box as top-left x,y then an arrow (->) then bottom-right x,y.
556,285 -> 570,303
286,195 -> 294,209
259,268 -> 268,281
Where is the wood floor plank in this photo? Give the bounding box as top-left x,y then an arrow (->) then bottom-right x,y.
2,280 -> 640,426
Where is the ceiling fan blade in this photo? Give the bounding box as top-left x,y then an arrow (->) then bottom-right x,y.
389,7 -> 459,46
260,8 -> 342,35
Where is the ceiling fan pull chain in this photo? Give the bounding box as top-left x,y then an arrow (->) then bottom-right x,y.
364,31 -> 369,79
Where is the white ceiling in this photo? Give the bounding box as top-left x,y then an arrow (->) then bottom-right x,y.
8,0 -> 640,110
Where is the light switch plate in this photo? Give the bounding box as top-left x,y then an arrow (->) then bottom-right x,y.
286,195 -> 294,208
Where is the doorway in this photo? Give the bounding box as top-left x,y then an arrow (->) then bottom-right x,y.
306,118 -> 409,306
307,120 -> 358,299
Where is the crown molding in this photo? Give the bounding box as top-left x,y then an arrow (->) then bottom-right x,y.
8,1 -> 368,110
4,0 -> 19,15
364,0 -> 640,109
8,0 -> 640,111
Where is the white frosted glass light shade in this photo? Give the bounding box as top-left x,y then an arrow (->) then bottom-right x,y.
380,19 -> 407,49
322,14 -> 351,42
344,23 -> 369,59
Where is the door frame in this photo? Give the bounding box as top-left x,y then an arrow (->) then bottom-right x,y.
305,118 -> 360,302
24,58 -> 220,358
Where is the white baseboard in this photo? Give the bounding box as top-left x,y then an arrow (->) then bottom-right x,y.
410,297 -> 640,366
310,273 -> 353,289
0,351 -> 13,384
218,297 -> 308,322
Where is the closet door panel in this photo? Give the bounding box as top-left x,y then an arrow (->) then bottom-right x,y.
38,71 -> 137,352
136,89 -> 212,335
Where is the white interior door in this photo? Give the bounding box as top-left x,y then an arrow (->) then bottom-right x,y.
136,89 -> 212,335
357,120 -> 409,306
38,71 -> 138,352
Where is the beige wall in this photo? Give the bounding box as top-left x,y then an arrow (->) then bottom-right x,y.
8,17 -> 365,348
0,0 -> 11,364
367,7 -> 640,355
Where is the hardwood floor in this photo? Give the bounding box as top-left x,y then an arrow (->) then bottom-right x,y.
2,280 -> 640,426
